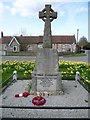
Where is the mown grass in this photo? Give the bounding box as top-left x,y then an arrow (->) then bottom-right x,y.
63,53 -> 87,57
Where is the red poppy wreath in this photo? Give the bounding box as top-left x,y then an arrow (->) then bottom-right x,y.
32,96 -> 46,106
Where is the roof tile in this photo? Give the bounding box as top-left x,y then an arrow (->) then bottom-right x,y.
2,35 -> 76,44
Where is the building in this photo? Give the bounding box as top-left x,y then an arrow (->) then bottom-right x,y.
1,32 -> 76,55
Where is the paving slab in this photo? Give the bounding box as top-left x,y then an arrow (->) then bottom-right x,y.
0,80 -> 89,118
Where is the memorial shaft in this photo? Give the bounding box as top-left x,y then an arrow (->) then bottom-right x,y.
39,4 -> 57,48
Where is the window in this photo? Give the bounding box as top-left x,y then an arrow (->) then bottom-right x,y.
13,46 -> 17,52
38,44 -> 43,48
27,45 -> 32,51
3,44 -> 7,50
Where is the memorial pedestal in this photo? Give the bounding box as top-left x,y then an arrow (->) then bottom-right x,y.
31,48 -> 63,95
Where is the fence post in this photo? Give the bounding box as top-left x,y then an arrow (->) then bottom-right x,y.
13,71 -> 17,81
75,71 -> 80,81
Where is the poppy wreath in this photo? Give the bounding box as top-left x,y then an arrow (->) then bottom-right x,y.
32,96 -> 46,106
15,92 -> 30,98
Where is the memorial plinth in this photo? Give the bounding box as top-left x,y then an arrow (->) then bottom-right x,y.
32,48 -> 63,95
31,4 -> 63,95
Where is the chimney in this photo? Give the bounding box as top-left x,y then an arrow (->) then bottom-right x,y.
1,31 -> 3,38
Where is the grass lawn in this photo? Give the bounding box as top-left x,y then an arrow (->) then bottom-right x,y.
63,53 -> 87,57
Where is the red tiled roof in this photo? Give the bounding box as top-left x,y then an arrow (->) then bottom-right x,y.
2,35 -> 76,44
16,36 -> 39,44
52,35 -> 76,44
1,36 -> 13,44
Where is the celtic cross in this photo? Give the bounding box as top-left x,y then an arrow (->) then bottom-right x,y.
39,4 -> 57,48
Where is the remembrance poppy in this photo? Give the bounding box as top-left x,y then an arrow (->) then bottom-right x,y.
32,95 -> 46,106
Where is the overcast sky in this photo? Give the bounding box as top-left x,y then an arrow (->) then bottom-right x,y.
0,0 -> 89,42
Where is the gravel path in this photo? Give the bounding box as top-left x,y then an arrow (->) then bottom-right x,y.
0,80 -> 89,118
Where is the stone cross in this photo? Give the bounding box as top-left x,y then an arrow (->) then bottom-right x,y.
39,4 -> 57,48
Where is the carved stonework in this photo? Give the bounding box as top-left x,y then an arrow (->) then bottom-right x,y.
39,4 -> 57,48
31,4 -> 63,95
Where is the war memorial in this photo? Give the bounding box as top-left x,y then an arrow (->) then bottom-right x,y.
31,4 -> 63,95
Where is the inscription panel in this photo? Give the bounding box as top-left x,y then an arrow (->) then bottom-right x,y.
40,78 -> 53,87
37,76 -> 57,91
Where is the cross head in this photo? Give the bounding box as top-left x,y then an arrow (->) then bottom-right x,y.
39,4 -> 57,22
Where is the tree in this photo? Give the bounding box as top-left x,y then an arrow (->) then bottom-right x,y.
83,42 -> 90,50
78,36 -> 88,49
